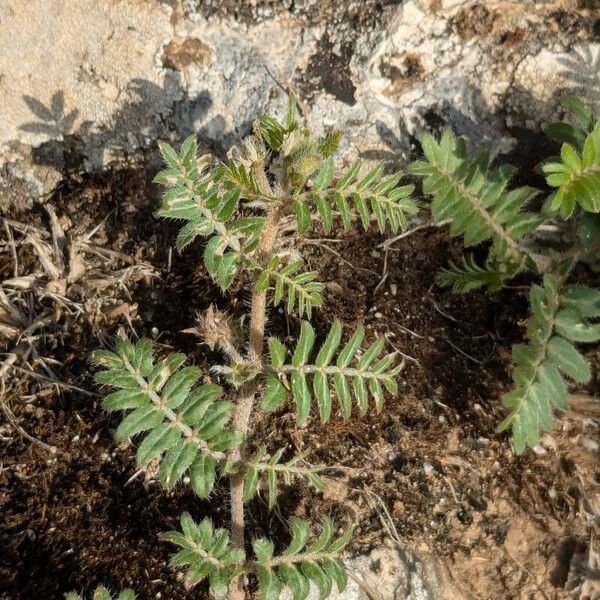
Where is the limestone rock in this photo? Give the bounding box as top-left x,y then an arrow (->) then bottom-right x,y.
279,542 -> 460,600
1,0 -> 599,205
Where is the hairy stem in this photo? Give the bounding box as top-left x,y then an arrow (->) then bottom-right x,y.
441,167 -> 524,258
500,286 -> 560,430
228,171 -> 282,600
275,364 -> 398,379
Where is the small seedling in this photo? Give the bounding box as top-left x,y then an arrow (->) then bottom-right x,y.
91,98 -> 413,599
410,95 -> 600,453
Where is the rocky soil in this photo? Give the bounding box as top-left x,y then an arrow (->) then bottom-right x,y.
1,1 -> 600,599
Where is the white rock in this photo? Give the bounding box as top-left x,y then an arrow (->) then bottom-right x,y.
0,0 -> 597,203
279,542 -> 451,599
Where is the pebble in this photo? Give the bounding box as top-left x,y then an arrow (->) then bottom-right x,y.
423,462 -> 434,475
374,312 -> 382,318
578,436 -> 599,452
390,283 -> 397,296
151,326 -> 159,338
326,281 -> 344,296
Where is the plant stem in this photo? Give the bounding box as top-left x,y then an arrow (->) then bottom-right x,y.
228,172 -> 282,600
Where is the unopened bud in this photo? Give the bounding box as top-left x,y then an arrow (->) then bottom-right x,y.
198,305 -> 235,351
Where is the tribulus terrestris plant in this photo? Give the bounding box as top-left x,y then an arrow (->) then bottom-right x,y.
91,97 -> 412,599
66,587 -> 136,600
410,95 -> 600,454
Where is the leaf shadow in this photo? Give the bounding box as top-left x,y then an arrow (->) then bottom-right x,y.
20,91 -> 80,137
18,73 -> 237,175
556,45 -> 600,114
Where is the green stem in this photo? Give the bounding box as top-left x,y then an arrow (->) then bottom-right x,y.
250,550 -> 338,569
275,364 -> 398,381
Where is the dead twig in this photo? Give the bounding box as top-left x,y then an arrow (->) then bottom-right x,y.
2,217 -> 50,239
3,219 -> 18,278
396,324 -> 424,339
378,219 -> 450,250
302,240 -> 379,276
0,399 -> 56,453
428,296 -> 460,324
443,336 -> 487,365
373,248 -> 389,295
8,364 -> 103,398
384,332 -> 420,366
346,570 -> 385,600
0,342 -> 56,453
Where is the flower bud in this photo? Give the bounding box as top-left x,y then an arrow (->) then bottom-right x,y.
198,305 -> 235,351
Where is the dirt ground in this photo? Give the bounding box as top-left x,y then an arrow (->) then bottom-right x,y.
0,164 -> 599,600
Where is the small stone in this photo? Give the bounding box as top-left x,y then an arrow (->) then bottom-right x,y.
151,326 -> 159,338
390,283 -> 397,296
326,281 -> 344,296
578,436 -> 599,452
427,336 -> 435,342
121,201 -> 137,214
72,435 -> 80,443
374,312 -> 383,318
423,461 -> 434,475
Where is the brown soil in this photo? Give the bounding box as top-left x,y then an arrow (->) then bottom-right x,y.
1,166 -> 599,600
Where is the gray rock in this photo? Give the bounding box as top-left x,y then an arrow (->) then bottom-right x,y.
1,0 -> 599,205
279,542 -> 454,599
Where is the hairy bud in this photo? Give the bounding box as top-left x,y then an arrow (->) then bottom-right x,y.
198,305 -> 236,352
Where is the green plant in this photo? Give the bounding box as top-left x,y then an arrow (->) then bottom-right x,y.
92,98 -> 410,599
410,96 -> 600,454
65,587 -> 135,600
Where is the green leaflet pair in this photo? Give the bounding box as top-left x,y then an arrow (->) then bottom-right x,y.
161,514 -> 351,600
410,96 -> 600,453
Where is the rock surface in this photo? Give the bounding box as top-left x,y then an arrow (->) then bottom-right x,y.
279,542 -> 460,600
1,0 -> 599,204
